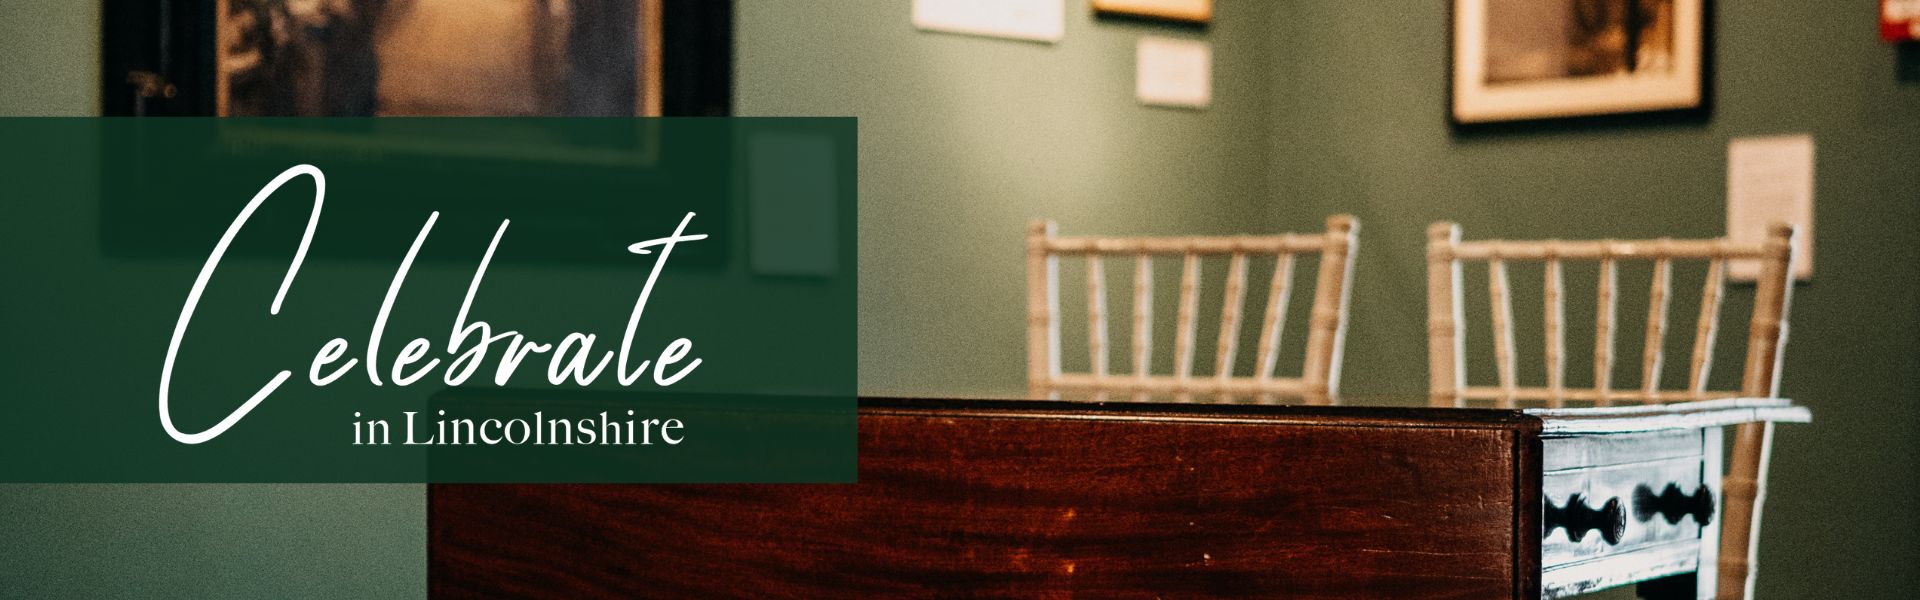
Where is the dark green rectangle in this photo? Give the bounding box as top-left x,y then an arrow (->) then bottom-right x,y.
0,117 -> 856,482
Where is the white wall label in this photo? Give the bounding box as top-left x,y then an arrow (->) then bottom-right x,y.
912,0 -> 1064,43
1727,134 -> 1815,281
1136,36 -> 1211,109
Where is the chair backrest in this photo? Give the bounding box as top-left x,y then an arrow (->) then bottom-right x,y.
1425,221 -> 1798,600
1026,215 -> 1357,404
1425,222 -> 1797,408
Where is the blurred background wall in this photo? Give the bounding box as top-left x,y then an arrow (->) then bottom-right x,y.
736,0 -> 1279,397
1261,3 -> 1919,598
3,1 -> 419,598
1,0 -> 1915,597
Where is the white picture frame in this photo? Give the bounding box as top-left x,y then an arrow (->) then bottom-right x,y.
1452,0 -> 1704,124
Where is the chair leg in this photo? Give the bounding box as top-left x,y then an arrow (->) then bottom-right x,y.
1717,422 -> 1775,600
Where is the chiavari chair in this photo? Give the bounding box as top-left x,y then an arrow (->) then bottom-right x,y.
1026,215 -> 1358,405
1426,221 -> 1798,600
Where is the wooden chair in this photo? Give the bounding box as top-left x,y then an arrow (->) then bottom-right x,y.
1026,215 -> 1358,405
1425,222 -> 1798,600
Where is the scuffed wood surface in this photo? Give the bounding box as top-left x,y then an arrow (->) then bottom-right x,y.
431,400 -> 1541,599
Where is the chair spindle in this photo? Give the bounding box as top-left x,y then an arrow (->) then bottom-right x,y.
1026,220 -> 1061,399
1690,258 -> 1725,395
1594,254 -> 1618,406
1427,223 -> 1465,407
1132,254 -> 1154,402
1544,256 -> 1565,407
1086,255 -> 1108,401
1488,258 -> 1518,407
1214,253 -> 1250,401
1174,253 -> 1201,402
1642,256 -> 1673,402
1424,223 -> 1800,600
1254,253 -> 1297,403
1301,215 -> 1358,405
1721,223 -> 1798,600
1031,218 -> 1357,405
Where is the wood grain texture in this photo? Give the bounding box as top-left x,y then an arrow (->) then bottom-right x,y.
431,399 -> 1543,599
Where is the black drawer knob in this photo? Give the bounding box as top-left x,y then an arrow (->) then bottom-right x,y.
1545,494 -> 1626,545
1633,483 -> 1715,526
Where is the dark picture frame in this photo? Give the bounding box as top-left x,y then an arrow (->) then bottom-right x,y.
104,0 -> 732,117
1450,0 -> 1706,125
96,1 -> 737,268
1090,0 -> 1212,25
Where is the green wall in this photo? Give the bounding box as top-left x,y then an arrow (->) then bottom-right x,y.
736,0 -> 1279,397
1,1 -> 426,598
4,0 -> 1916,596
0,0 -> 1277,597
1266,1 -> 1920,597
0,0 -> 96,115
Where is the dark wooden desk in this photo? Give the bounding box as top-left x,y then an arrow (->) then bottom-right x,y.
429,397 -> 1807,599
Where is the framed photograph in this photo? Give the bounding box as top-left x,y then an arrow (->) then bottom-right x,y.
98,1 -> 735,267
1451,0 -> 1704,124
215,0 -> 661,116
1092,0 -> 1212,25
105,0 -> 732,117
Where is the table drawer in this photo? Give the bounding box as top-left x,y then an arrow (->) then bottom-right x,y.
1543,456 -> 1707,563
1540,429 -> 1723,598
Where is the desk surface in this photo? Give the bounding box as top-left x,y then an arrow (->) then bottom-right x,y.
428,397 -> 1806,599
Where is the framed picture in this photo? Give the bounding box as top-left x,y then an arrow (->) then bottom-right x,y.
1887,0 -> 1920,43
105,0 -> 732,117
1092,0 -> 1212,25
214,0 -> 664,116
1451,0 -> 1704,124
98,1 -> 735,268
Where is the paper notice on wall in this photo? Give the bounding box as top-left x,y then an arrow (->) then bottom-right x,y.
1727,134 -> 1815,281
1136,36 -> 1211,109
913,0 -> 1064,43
